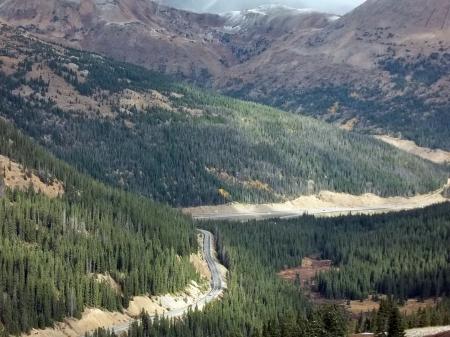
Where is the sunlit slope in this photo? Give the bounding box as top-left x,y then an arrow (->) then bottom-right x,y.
0,25 -> 447,206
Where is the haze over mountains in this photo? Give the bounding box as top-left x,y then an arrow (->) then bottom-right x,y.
155,0 -> 365,14
1,0 -> 449,151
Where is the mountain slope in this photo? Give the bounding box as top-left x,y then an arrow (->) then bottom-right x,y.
0,23 -> 447,207
2,0 -> 449,150
0,0 -> 232,82
0,117 -> 198,335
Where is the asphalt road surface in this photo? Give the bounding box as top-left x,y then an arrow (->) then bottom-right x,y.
90,230 -> 226,336
191,204 -> 438,221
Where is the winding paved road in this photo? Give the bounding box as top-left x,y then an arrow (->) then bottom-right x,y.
97,230 -> 226,335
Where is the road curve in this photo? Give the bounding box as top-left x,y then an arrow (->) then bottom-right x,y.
95,230 -> 226,336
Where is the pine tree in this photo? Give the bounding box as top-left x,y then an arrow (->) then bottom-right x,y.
321,305 -> 348,337
387,307 -> 405,337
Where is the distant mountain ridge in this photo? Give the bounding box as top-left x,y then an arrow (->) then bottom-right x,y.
0,0 -> 231,81
0,0 -> 333,80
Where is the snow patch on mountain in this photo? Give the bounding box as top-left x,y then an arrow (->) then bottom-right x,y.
222,4 -> 339,31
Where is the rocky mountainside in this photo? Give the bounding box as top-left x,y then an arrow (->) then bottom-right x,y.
0,0 -> 232,82
0,0 -> 334,80
1,0 -> 450,149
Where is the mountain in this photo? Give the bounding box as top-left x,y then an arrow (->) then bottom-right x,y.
220,5 -> 338,63
0,23 -> 446,207
221,0 -> 450,150
0,0 -> 232,82
2,0 -> 449,151
0,0 -> 333,81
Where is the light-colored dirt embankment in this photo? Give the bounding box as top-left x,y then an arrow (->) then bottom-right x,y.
184,183 -> 450,221
376,135 -> 450,164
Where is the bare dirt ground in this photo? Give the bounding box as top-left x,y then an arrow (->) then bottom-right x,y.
279,258 -> 439,319
278,257 -> 332,288
23,310 -> 133,337
92,274 -> 122,294
349,298 -> 437,315
184,184 -> 450,221
376,135 -> 450,164
190,249 -> 212,281
351,329 -> 450,337
0,55 -> 20,75
22,281 -> 212,337
21,235 -> 219,337
21,63 -> 115,118
126,280 -> 209,317
0,154 -> 64,198
117,89 -> 174,113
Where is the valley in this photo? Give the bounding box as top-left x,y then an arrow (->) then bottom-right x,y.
0,1 -> 449,337
195,203 -> 450,336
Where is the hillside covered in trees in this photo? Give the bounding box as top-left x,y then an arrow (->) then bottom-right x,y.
0,24 -> 448,207
209,203 -> 450,302
0,119 -> 198,335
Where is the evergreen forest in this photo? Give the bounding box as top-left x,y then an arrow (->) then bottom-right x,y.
0,119 -> 198,335
79,203 -> 450,337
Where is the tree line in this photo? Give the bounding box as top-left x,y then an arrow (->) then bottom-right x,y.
208,203 -> 450,302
